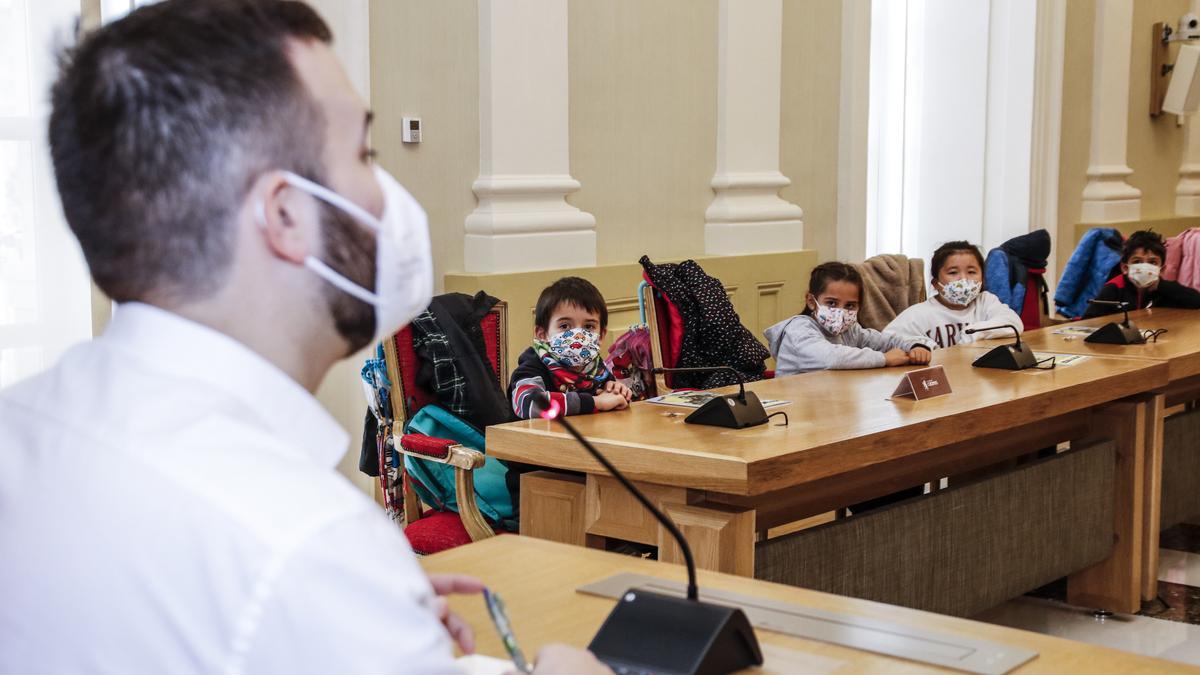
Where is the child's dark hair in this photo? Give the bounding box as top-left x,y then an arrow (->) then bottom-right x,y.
534,277 -> 608,330
802,262 -> 862,315
1121,230 -> 1166,262
930,241 -> 986,279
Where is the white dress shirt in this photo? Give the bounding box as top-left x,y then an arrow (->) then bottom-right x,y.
0,303 -> 461,674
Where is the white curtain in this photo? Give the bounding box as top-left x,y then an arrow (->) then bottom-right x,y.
0,0 -> 94,387
866,0 -> 1038,271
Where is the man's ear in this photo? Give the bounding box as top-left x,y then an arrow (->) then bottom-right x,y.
252,172 -> 317,265
534,325 -> 547,341
805,293 -> 817,312
1121,262 -> 1131,275
600,327 -> 608,342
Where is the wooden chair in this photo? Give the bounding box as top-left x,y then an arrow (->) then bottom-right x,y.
639,281 -> 773,396
378,301 -> 509,554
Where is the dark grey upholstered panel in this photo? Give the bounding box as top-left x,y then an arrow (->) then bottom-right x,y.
1161,408 -> 1200,530
754,442 -> 1115,617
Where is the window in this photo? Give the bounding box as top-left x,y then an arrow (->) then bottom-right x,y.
0,0 -> 94,387
866,0 -> 1038,265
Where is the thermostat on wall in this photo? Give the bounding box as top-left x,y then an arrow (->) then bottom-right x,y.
402,117 -> 422,143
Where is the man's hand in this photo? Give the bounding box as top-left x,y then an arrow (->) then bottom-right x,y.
528,644 -> 613,674
594,392 -> 630,411
603,380 -> 634,401
883,348 -> 910,367
427,573 -> 486,654
907,346 -> 932,365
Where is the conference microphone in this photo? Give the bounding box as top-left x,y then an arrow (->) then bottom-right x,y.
1083,300 -> 1145,345
533,392 -> 762,675
964,324 -> 1037,370
651,366 -> 768,429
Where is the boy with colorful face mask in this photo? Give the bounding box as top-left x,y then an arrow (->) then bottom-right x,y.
1082,230 -> 1200,318
885,241 -> 1024,348
764,262 -> 935,376
509,277 -> 634,418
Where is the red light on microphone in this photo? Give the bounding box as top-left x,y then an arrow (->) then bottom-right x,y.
539,397 -> 563,421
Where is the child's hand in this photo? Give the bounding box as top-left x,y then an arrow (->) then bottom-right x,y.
883,348 -> 910,367
594,392 -> 630,411
604,380 -> 634,401
907,346 -> 932,365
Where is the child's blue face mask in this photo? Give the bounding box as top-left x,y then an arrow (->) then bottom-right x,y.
549,328 -> 601,368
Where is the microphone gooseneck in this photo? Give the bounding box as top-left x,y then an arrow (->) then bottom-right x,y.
963,323 -> 1022,348
1087,299 -> 1134,326
534,393 -> 700,601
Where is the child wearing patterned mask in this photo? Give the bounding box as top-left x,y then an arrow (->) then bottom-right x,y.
1082,230 -> 1200,318
509,277 -> 634,418
885,241 -> 1024,348
765,262 -> 934,376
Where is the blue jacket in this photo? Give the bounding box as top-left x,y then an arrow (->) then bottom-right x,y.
985,248 -> 1025,313
1055,228 -> 1123,319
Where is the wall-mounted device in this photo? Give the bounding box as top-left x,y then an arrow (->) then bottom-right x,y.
402,116 -> 422,143
1152,15 -> 1200,117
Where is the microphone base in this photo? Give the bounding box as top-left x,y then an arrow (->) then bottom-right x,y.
588,589 -> 763,675
1084,321 -> 1145,345
972,342 -> 1039,370
685,391 -> 769,429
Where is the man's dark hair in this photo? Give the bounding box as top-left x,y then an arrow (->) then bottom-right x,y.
1122,230 -> 1167,263
534,277 -> 608,331
930,241 -> 986,280
802,262 -> 862,315
49,0 -> 333,303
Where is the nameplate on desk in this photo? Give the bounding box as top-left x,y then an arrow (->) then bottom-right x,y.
891,365 -> 952,401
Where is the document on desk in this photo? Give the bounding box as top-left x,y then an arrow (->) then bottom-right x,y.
1032,352 -> 1091,367
646,391 -> 790,409
457,654 -> 515,675
1052,325 -> 1098,336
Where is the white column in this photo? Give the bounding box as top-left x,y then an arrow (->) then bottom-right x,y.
705,0 -> 803,255
1177,0 -> 1200,215
1080,0 -> 1141,222
464,0 -> 595,274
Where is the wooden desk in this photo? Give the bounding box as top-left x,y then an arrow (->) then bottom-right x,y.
489,346 -> 1168,613
971,308 -> 1200,603
422,536 -> 1187,674
971,308 -> 1200,386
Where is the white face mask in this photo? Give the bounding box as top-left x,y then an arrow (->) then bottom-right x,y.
813,304 -> 857,336
548,328 -> 602,368
939,278 -> 982,307
1127,262 -> 1161,289
260,165 -> 433,345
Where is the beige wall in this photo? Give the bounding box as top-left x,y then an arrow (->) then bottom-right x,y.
370,0 -> 479,292
781,0 -> 843,263
568,0 -> 718,266
1057,0 -> 1191,275
1128,0 -> 1190,219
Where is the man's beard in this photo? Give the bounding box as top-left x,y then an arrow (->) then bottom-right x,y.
318,203 -> 377,355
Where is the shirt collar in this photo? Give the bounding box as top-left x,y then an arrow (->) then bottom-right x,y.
100,302 -> 349,468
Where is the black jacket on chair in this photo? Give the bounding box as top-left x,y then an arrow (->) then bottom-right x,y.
639,255 -> 769,389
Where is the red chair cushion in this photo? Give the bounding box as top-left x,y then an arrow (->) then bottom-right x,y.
391,327 -> 437,418
404,511 -> 505,555
1021,269 -> 1045,331
479,311 -> 502,384
642,273 -> 685,388
399,433 -> 456,460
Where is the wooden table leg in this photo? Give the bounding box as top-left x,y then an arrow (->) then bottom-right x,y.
659,502 -> 756,577
1066,401 -> 1145,614
1141,394 -> 1165,603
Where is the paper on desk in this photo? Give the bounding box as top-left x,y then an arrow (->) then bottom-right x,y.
1052,325 -> 1098,336
1032,352 -> 1090,367
457,654 -> 514,675
646,391 -> 790,409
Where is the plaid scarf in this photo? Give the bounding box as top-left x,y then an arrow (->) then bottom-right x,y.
533,339 -> 611,392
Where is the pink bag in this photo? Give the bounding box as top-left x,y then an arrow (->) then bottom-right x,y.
605,326 -> 654,401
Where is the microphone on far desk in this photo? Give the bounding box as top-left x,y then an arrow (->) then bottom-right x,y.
964,324 -> 1038,370
651,366 -> 768,429
533,393 -> 763,675
1083,300 -> 1146,345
